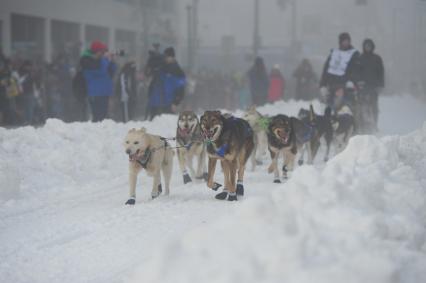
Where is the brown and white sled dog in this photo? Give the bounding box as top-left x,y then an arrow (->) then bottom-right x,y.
123,128 -> 173,205
242,106 -> 268,171
267,114 -> 313,183
176,111 -> 207,184
200,111 -> 254,201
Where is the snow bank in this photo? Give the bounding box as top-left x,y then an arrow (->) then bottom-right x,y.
0,161 -> 20,202
128,124 -> 426,283
0,116 -> 177,199
0,96 -> 425,283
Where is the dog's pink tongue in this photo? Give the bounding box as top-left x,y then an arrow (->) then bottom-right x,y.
181,128 -> 190,135
278,131 -> 288,142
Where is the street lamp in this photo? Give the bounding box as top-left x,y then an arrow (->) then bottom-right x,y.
186,4 -> 193,71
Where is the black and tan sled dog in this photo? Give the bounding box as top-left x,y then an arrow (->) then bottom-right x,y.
267,114 -> 314,183
200,111 -> 254,201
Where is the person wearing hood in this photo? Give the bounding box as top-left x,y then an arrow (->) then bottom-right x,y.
79,41 -> 116,122
359,38 -> 384,127
319,32 -> 361,106
293,58 -> 317,101
147,47 -> 186,120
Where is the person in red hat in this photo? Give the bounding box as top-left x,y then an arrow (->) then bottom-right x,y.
78,40 -> 116,122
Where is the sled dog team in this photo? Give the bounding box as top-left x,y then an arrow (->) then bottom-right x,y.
123,106 -> 354,204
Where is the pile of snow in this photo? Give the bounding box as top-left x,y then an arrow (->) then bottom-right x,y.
0,161 -> 20,202
128,124 -> 426,283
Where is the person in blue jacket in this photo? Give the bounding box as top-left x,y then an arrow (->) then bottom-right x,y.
80,41 -> 116,122
147,47 -> 186,120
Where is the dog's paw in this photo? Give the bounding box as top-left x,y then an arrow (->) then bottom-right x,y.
125,198 -> 136,205
211,182 -> 222,191
215,190 -> 228,200
227,193 -> 237,201
298,159 -> 304,166
151,193 -> 160,200
273,178 -> 281,184
236,184 -> 244,196
158,184 -> 163,194
183,173 -> 192,184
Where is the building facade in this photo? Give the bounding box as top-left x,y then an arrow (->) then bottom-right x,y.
0,0 -> 181,65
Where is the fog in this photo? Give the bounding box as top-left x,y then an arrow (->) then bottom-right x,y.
181,0 -> 426,93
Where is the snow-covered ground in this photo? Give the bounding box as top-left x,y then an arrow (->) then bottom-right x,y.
0,95 -> 425,283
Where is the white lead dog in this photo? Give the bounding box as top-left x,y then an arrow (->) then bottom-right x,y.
123,128 -> 173,205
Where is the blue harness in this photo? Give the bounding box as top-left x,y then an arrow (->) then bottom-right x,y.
298,123 -> 316,143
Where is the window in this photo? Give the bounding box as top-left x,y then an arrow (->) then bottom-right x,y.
11,13 -> 45,59
51,20 -> 80,60
115,29 -> 136,57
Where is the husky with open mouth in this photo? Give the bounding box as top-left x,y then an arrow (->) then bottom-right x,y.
267,114 -> 313,183
200,111 -> 254,201
176,111 -> 207,184
123,128 -> 174,205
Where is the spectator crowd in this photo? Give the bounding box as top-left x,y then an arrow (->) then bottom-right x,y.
1,40 -> 322,127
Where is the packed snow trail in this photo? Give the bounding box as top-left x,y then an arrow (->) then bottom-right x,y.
0,95 -> 425,283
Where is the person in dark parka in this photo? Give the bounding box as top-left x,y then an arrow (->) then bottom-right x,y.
248,57 -> 269,106
147,47 -> 186,120
359,38 -> 385,126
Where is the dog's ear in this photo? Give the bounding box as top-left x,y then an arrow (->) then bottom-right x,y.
214,110 -> 222,117
248,105 -> 256,112
139,127 -> 147,134
129,128 -> 136,133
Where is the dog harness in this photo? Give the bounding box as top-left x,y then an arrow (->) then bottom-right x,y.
136,147 -> 151,169
178,128 -> 203,151
215,143 -> 229,158
136,139 -> 169,169
227,116 -> 253,137
297,122 -> 316,143
257,116 -> 271,131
